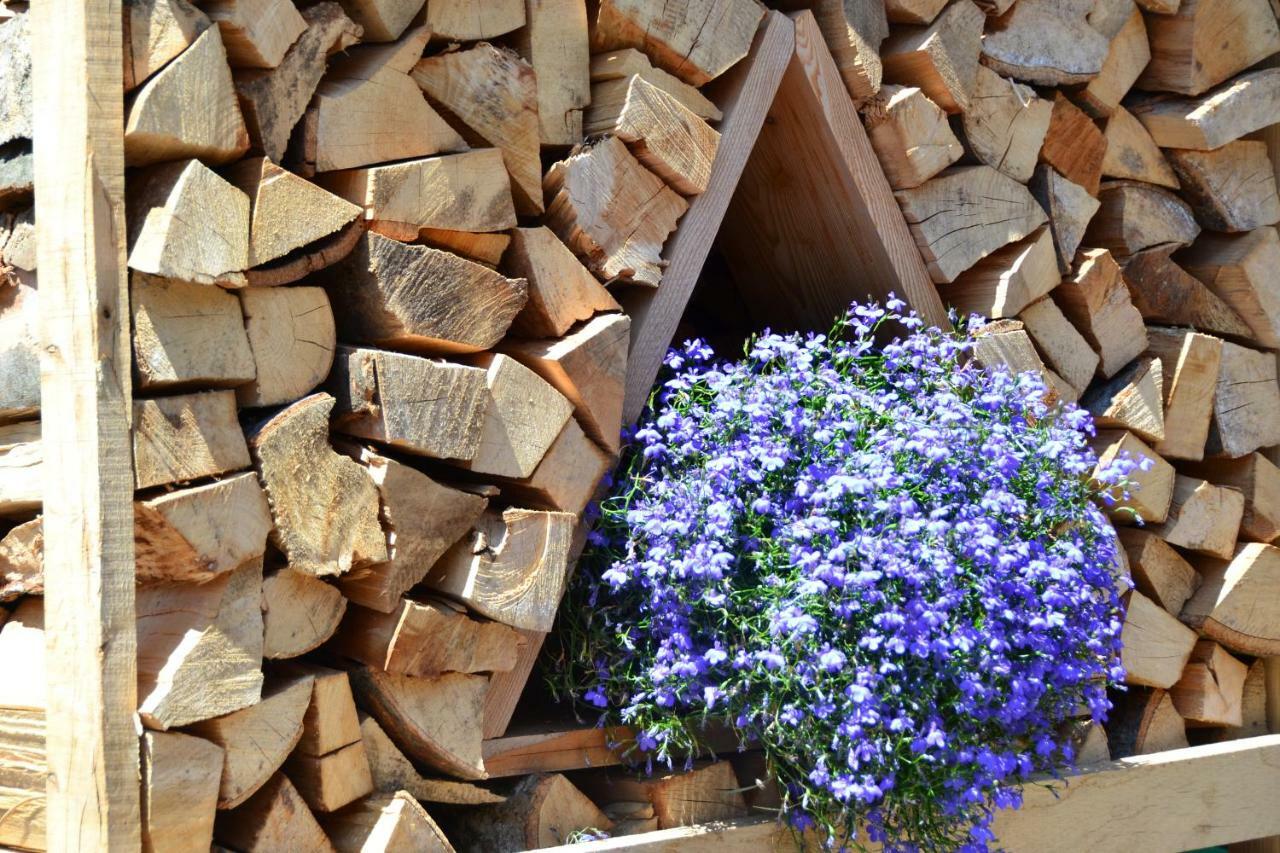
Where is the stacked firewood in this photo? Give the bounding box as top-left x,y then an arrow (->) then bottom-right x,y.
847,0 -> 1280,759
0,0 -> 747,850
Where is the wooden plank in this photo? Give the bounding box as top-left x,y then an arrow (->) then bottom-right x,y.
30,0 -> 141,849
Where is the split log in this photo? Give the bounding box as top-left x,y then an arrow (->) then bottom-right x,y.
1152,474 -> 1245,559
972,320 -> 1063,398
1120,590 -> 1199,689
423,508 -> 576,632
335,0 -> 422,41
1166,141 -> 1280,232
262,569 -> 347,659
1091,430 -> 1175,525
136,560 -> 265,730
979,0 -> 1108,87
411,43 -> 541,214
544,135 -> 688,288
0,599 -> 44,852
0,420 -> 39,517
1073,5 -> 1148,118
504,417 -> 612,516
126,158 -> 250,287
1084,181 -> 1201,260
1139,0 -> 1280,96
515,0 -> 589,146
270,662 -> 364,758
225,157 -> 361,268
459,355 -> 574,480
234,2 -> 364,163
0,273 -> 38,422
248,393 -> 388,577
1145,327 -> 1222,462
131,274 -> 255,392
1208,341 -> 1280,459
1107,689 -> 1189,756
1060,721 -> 1110,765
591,0 -> 764,86
579,762 -> 746,830
880,0 -> 984,113
1018,296 -> 1099,396
296,28 -> 465,174
1171,640 -> 1248,726
321,232 -> 528,355
1028,166 -> 1100,272
347,666 -> 488,779
587,49 -> 722,124
215,774 -> 335,852
864,84 -> 962,190
124,26 -> 250,165
185,675 -> 314,809
1183,543 -> 1280,656
1182,454 -> 1280,544
769,0 -> 888,103
1052,248 -> 1148,378
336,446 -> 488,613
202,0 -> 306,69
0,517 -> 40,601
1040,94 -> 1105,196
332,598 -> 519,677
1130,68 -> 1280,151
423,0 -> 524,40
236,286 -> 336,408
322,791 -> 454,853
1100,106 -> 1180,189
123,0 -> 211,91
0,208 -> 34,273
242,220 -> 365,287
1182,227 -> 1280,349
959,65 -> 1052,183
1081,357 -> 1165,444
1220,660 -> 1271,740
943,227 -> 1058,320
453,773 -> 613,851
895,165 -> 1048,284
1118,528 -> 1201,615
360,714 -> 505,804
328,346 -> 490,461
284,741 -> 374,813
141,730 -> 224,853
885,0 -> 947,24
1122,247 -> 1251,342
415,229 -> 511,266
132,390 -> 250,490
504,227 -> 620,340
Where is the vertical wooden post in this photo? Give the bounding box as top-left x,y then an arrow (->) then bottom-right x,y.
31,0 -> 141,848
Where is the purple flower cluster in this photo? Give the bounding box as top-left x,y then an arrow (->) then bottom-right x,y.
552,300 -> 1127,851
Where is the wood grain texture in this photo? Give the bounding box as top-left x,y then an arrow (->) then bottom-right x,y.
593,0 -> 765,87
1131,69 -> 1280,151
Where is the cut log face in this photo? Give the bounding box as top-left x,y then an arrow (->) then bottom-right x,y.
1182,454 -> 1280,544
1040,94 -> 1106,197
133,390 -> 250,490
0,276 -> 40,424
410,44 -> 542,214
141,730 -> 224,853
414,228 -> 511,266
123,0 -> 211,92
0,517 -> 41,601
336,446 -> 488,613
588,49 -> 722,124
456,773 -> 615,849
321,232 -> 528,355
248,393 -> 388,577
895,165 -> 1049,284
959,65 -> 1052,183
1084,181 -> 1201,260
1100,106 -> 1180,190
126,159 -> 250,287
943,227 -> 1059,320
979,0 -> 1108,87
1184,544 -> 1280,656
583,762 -> 748,830
1051,248 -> 1148,378
1091,430 -> 1176,525
1130,68 -> 1280,151
504,227 -> 620,340
544,135 -> 689,288
236,286 -> 336,408
185,675 -> 314,809
460,354 -> 575,480
234,2 -> 363,163
1122,247 -> 1252,342
604,76 -> 721,196
332,0 -> 421,41
0,420 -> 40,518
332,597 -> 519,677
262,569 -> 347,659
592,0 -> 765,87
772,0 -> 888,103
360,713 -> 505,804
1170,640 -> 1248,727
865,84 -> 963,190
1060,721 -> 1109,765
347,666 -> 488,779
215,774 -> 335,853
1120,589 -> 1199,689
515,0 -> 589,146
1018,296 -> 1099,396
1107,688 -> 1189,757
972,320 -> 1057,396
881,0 -> 984,113
1074,6 -> 1149,119
424,0 -> 525,40
1209,341 -> 1280,459
1181,227 -> 1280,349
284,740 -> 374,813
202,0 -> 307,69
125,25 -> 250,166
136,560 -> 265,730
1166,141 -> 1280,233
1145,327 -> 1222,462
1153,474 -> 1245,559
886,0 -> 948,25
1139,0 -> 1280,96
131,273 -> 256,392
506,417 -> 613,516
1081,357 -> 1165,444
1220,659 -> 1270,741
328,346 -> 490,462
322,790 -> 454,853
267,662 -> 364,758
1118,528 -> 1201,615
1029,166 -> 1101,273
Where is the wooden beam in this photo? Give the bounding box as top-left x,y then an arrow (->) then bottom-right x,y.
31,0 -> 141,847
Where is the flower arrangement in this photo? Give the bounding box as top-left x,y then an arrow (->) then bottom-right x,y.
549,300 -> 1132,851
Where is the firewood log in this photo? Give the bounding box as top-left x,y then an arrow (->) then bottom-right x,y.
1073,5 -> 1148,119
587,49 -> 722,124
335,0 -> 422,41
419,0 -> 524,39
1099,106 -> 1179,189
864,84 -> 962,190
514,0 -> 589,146
1107,688 -> 1189,756
415,229 -> 511,266
972,319 -> 1066,399
235,287 -> 336,408
1052,248 -> 1147,378
885,0 -> 947,24
1219,659 -> 1271,741
881,0 -> 984,113
124,26 -> 249,166
944,227 -> 1059,320
133,390 -> 250,489
1171,640 -> 1248,726
504,227 -> 620,340
453,773 -> 613,851
1182,454 -> 1280,544
504,418 -> 612,516
123,0 -> 211,91
0,516 -> 39,601
185,675 -> 314,808
1122,247 -> 1251,341
131,274 -> 255,392
1081,356 -> 1165,444
1183,544 -> 1280,656
1130,68 -> 1280,150
141,730 -> 224,852
1018,296 -> 1099,396
0,274 -> 38,422
1118,528 -> 1202,615
1060,720 -> 1110,765
1085,181 -> 1201,260
1152,474 -> 1245,559
770,0 -> 889,102
1144,327 -> 1222,462
895,165 -> 1048,284
959,65 -> 1052,183
456,354 -> 574,480
136,560 -> 265,730
423,508 -> 576,632
262,569 -> 347,659
578,761 -> 747,829
1139,0 -> 1280,96
225,157 -> 361,268
265,662 -> 364,758
322,791 -> 455,853
1029,166 -> 1100,273
359,713 -> 506,804
285,741 -> 373,813
0,598 -> 43,851
544,135 -> 688,288
979,0 -> 1108,87
1040,94 -> 1106,197
321,232 -> 528,355
332,597 -> 519,677
202,0 -> 306,69
591,0 -> 764,87
1182,228 -> 1280,349
0,209 -> 34,273
126,159 -> 249,287
1121,590 -> 1199,689
1207,341 -> 1280,459
0,420 -> 39,517
1166,140 -> 1280,232
248,393 -> 388,577
215,774 -> 335,852
0,15 -> 28,149
1091,430 -> 1175,525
